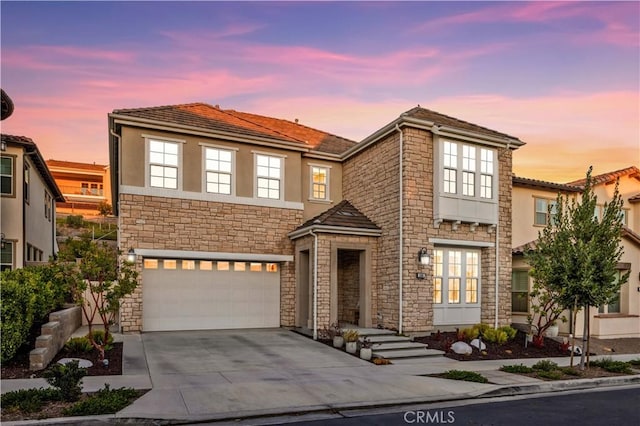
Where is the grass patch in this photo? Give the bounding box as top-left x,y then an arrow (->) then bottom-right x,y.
500,364 -> 533,374
560,367 -> 581,376
536,370 -> 564,380
63,385 -> 141,416
1,388 -> 61,413
532,360 -> 558,372
442,370 -> 488,383
590,357 -> 633,374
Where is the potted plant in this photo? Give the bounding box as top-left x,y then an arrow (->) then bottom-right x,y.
343,329 -> 359,354
359,337 -> 372,361
330,322 -> 344,348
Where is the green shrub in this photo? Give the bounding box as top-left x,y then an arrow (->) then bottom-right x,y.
532,360 -> 558,371
442,370 -> 489,383
0,388 -> 61,413
483,328 -> 508,344
43,360 -> 87,402
1,269 -> 38,362
63,385 -> 139,416
498,326 -> 518,340
536,370 -> 563,380
65,336 -> 93,353
590,357 -> 633,374
628,358 -> 640,367
87,329 -> 114,351
500,364 -> 533,373
65,215 -> 85,228
560,367 -> 581,376
474,323 -> 492,334
462,327 -> 479,340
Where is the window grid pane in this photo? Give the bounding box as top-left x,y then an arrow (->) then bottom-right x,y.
444,168 -> 456,194
433,250 -> 444,304
444,142 -> 457,168
465,279 -> 477,303
256,155 -> 281,199
480,149 -> 494,174
463,171 -> 475,196
448,278 -> 460,303
462,145 -> 476,171
480,174 -> 492,199
149,140 -> 179,189
312,167 -> 328,199
434,278 -> 442,304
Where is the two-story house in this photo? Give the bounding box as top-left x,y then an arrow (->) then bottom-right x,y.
512,167 -> 640,338
1,89 -> 64,271
46,160 -> 111,216
109,103 -> 524,335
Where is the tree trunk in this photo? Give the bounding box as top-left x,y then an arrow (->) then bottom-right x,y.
579,306 -> 589,370
586,312 -> 591,368
570,303 -> 578,367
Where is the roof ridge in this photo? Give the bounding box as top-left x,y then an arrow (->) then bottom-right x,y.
567,166 -> 640,185
220,109 -> 308,145
112,102 -> 210,114
404,106 -> 516,139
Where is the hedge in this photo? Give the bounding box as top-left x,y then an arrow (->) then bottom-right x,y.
0,264 -> 74,362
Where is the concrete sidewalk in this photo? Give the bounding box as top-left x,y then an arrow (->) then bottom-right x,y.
1,330 -> 639,425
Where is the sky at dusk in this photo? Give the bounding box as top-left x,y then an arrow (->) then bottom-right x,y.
1,1 -> 638,182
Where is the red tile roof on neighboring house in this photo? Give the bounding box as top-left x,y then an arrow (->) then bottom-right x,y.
294,200 -> 381,232
513,176 -> 581,193
1,134 -> 64,201
111,103 -> 357,155
402,106 -> 522,142
567,166 -> 640,187
47,159 -> 108,172
629,193 -> 640,203
514,226 -> 640,253
622,226 -> 640,248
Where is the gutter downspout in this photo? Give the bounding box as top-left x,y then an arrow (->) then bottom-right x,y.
110,127 -> 123,333
310,229 -> 318,340
395,124 -> 404,334
495,222 -> 499,329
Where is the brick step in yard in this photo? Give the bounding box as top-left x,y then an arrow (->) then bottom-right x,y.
373,348 -> 445,359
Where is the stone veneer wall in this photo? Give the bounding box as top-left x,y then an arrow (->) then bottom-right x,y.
118,193 -> 303,331
343,127 -> 513,332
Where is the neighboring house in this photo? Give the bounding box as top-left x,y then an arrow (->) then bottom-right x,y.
1,134 -> 64,270
109,103 -> 524,334
46,159 -> 111,216
512,167 -> 640,338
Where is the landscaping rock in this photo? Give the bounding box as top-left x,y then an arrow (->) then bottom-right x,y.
470,338 -> 486,351
451,341 -> 472,355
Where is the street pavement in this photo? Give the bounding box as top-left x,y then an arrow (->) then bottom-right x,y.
1,328 -> 639,425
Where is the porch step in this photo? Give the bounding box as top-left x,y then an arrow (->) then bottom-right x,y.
365,335 -> 413,344
370,341 -> 429,351
373,348 -> 445,359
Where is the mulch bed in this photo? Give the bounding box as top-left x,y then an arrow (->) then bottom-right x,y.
414,330 -> 576,361
1,343 -> 123,379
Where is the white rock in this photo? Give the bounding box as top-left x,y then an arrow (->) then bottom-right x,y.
451,341 -> 473,355
58,357 -> 93,368
470,338 -> 486,351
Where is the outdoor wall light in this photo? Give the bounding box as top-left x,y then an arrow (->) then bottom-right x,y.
0,233 -> 5,249
126,248 -> 136,264
418,247 -> 430,266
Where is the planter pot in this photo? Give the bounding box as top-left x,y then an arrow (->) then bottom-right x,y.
345,341 -> 357,354
545,325 -> 559,338
359,348 -> 372,361
333,336 -> 344,348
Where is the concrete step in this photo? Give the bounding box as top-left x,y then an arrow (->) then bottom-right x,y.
370,341 -> 429,351
366,335 -> 413,344
373,348 -> 445,359
341,327 -> 397,337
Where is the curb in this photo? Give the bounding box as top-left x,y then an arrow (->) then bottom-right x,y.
5,375 -> 638,426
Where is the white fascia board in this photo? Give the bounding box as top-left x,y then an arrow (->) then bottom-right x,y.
133,248 -> 293,262
289,225 -> 382,240
428,238 -> 495,248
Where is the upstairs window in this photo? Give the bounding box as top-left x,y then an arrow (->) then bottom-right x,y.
480,149 -> 494,199
205,147 -> 233,195
511,270 -> 529,313
44,191 -> 52,221
462,146 -> 475,197
310,165 -> 329,201
256,154 -> 282,199
0,156 -> 14,196
534,197 -> 557,226
149,140 -> 179,189
443,142 -> 457,194
440,141 -> 496,200
24,163 -> 30,203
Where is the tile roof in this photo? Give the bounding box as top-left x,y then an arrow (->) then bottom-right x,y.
1,89 -> 14,121
47,159 -> 108,172
567,166 -> 640,187
629,193 -> 640,203
402,106 -> 522,142
295,200 -> 380,232
111,103 -> 357,155
622,226 -> 640,247
1,134 -> 64,201
513,176 -> 581,193
512,239 -> 538,255
514,226 -> 640,254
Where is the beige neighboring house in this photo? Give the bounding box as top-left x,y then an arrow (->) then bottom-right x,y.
1,134 -> 64,270
512,167 -> 640,338
109,103 -> 524,334
46,160 -> 111,216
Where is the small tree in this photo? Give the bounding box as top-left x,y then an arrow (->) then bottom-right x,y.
526,167 -> 629,368
67,241 -> 138,361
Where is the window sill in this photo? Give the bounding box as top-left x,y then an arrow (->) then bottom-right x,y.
594,314 -> 637,319
308,198 -> 333,204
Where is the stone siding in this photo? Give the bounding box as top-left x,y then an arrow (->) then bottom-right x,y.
118,193 -> 302,331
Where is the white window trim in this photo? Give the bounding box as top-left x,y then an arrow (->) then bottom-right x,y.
439,139 -> 497,202
253,151 -> 286,201
144,137 -> 184,190
201,145 -> 237,196
433,247 -> 481,307
0,155 -> 15,197
308,164 -> 331,202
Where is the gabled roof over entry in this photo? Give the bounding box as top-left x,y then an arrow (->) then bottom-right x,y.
289,200 -> 381,239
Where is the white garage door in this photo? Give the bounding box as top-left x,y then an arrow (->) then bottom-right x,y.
142,259 -> 280,331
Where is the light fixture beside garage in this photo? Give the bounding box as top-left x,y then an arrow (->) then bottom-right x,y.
126,248 -> 136,264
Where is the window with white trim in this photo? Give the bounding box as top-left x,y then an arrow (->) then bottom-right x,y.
462,145 -> 475,196
440,141 -> 496,199
599,270 -> 624,314
511,270 -> 529,313
205,147 -> 232,195
44,191 -> 52,221
256,154 -> 282,199
149,140 -> 179,189
310,166 -> 329,200
534,197 -> 557,226
480,149 -> 493,199
24,163 -> 30,203
443,141 -> 457,194
1,241 -> 13,271
433,248 -> 481,305
1,156 -> 14,196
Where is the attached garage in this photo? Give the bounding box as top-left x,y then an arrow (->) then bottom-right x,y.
141,257 -> 281,332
